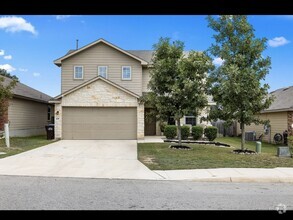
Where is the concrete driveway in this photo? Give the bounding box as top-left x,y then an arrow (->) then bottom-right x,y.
0,140 -> 162,180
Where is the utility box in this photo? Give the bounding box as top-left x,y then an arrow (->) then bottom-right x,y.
45,124 -> 55,140
277,147 -> 291,157
245,131 -> 256,141
256,141 -> 261,153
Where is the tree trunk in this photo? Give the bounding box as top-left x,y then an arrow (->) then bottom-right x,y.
240,122 -> 245,150
176,119 -> 182,146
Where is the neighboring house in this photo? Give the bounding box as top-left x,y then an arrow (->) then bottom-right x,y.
50,38 -> 215,140
244,86 -> 293,143
0,76 -> 54,137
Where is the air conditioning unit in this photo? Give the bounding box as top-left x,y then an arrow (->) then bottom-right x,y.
245,131 -> 256,141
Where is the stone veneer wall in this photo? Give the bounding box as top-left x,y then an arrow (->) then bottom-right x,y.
54,79 -> 144,139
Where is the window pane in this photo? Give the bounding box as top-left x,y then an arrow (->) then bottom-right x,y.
74,66 -> 83,79
98,66 -> 107,78
122,67 -> 131,79
185,117 -> 196,126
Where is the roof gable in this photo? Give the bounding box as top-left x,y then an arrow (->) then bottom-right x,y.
264,86 -> 293,112
54,38 -> 148,66
54,76 -> 140,100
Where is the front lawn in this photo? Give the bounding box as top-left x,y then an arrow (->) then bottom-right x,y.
0,135 -> 57,159
138,137 -> 293,170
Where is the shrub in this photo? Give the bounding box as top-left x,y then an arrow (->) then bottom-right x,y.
164,125 -> 177,139
192,126 -> 204,140
159,121 -> 167,132
181,126 -> 190,140
204,126 -> 218,141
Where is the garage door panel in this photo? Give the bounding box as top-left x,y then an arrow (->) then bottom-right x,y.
62,107 -> 137,140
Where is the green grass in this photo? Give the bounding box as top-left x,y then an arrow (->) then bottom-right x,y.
0,135 -> 57,159
138,137 -> 293,170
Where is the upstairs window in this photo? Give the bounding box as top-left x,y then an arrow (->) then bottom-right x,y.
74,66 -> 83,79
98,66 -> 108,79
122,66 -> 131,80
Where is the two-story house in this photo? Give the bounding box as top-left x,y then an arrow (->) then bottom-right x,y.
50,38 -> 214,140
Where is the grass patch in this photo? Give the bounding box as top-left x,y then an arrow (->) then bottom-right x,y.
138,137 -> 293,170
0,135 -> 57,159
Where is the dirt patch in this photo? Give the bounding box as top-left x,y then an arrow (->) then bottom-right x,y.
141,156 -> 158,165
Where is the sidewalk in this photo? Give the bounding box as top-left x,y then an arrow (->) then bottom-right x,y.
154,168 -> 293,183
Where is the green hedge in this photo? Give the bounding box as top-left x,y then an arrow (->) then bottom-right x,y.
204,126 -> 218,141
181,126 -> 190,140
192,126 -> 204,140
164,125 -> 177,139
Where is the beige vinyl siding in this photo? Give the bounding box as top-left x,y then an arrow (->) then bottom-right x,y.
245,112 -> 288,143
142,67 -> 151,92
61,42 -> 142,95
8,98 -> 51,136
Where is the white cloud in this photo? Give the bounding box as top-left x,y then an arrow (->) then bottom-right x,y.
56,15 -> 72,20
19,68 -> 28,72
268,37 -> 290,47
0,64 -> 16,72
0,16 -> 37,35
0,50 -> 4,56
33,72 -> 40,77
213,57 -> 224,66
4,55 -> 12,60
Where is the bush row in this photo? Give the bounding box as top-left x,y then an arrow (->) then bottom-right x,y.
164,125 -> 217,141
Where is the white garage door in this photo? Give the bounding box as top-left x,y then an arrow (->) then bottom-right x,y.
62,107 -> 137,140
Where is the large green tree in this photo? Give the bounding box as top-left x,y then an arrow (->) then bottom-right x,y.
0,69 -> 18,126
146,37 -> 214,145
206,15 -> 273,150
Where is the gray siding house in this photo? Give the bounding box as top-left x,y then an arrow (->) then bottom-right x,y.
0,76 -> 53,137
51,38 -> 214,140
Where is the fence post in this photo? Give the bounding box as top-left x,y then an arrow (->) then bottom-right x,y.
4,123 -> 10,148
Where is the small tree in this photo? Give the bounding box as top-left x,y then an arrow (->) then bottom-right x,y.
146,37 -> 214,146
206,15 -> 273,150
0,69 -> 18,128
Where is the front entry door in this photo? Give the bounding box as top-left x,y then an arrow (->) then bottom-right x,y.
144,108 -> 156,136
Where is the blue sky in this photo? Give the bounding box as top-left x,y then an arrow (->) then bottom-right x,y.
0,15 -> 292,97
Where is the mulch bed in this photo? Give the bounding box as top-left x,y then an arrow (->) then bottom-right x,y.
169,145 -> 191,150
164,139 -> 230,147
233,149 -> 256,154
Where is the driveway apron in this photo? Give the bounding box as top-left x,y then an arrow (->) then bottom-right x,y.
0,140 -> 162,180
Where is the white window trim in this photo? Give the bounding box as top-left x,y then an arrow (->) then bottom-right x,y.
98,66 -> 108,79
121,66 -> 132,80
74,66 -> 84,79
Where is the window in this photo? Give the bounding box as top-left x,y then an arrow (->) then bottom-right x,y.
47,106 -> 51,121
74,66 -> 83,79
98,66 -> 108,78
122,66 -> 131,80
185,116 -> 196,126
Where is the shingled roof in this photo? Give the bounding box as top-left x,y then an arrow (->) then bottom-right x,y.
264,86 -> 293,112
2,76 -> 52,103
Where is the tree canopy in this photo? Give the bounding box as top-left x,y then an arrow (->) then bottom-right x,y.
145,37 -> 214,145
206,15 -> 273,150
0,69 -> 18,123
